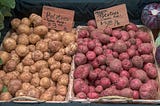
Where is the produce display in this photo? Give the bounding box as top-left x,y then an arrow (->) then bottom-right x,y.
73,20 -> 159,99
0,13 -> 77,101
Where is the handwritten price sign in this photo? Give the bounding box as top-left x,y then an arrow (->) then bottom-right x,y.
94,4 -> 129,29
42,6 -> 75,31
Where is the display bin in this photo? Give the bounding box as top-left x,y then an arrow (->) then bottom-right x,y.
69,25 -> 160,104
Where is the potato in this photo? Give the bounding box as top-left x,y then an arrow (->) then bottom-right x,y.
34,25 -> 48,36
48,41 -> 63,53
61,63 -> 71,74
3,38 -> 16,52
34,60 -> 48,70
3,59 -> 17,72
45,32 -> 62,41
0,51 -> 10,64
0,70 -> 6,79
20,71 -> 32,83
15,89 -> 27,96
43,52 -> 50,60
11,18 -> 21,29
31,76 -> 40,87
10,32 -> 18,41
50,79 -> 56,86
40,77 -> 51,89
27,88 -> 41,98
17,33 -> 29,45
0,92 -> 12,101
58,74 -> 69,86
39,67 -> 51,78
29,33 -> 41,44
22,53 -> 34,66
28,45 -> 36,52
55,95 -> 65,101
48,57 -> 56,66
31,50 -> 43,61
23,66 -> 30,72
51,69 -> 63,81
54,52 -> 63,61
56,85 -> 67,96
30,65 -> 37,74
17,24 -> 30,34
62,33 -> 76,47
21,17 -> 31,26
3,72 -> 17,85
10,50 -> 20,64
62,55 -> 72,63
43,38 -> 51,43
15,45 -> 29,57
29,13 -> 42,26
50,61 -> 61,70
16,63 -> 24,73
11,71 -> 20,78
21,83 -> 32,91
8,79 -> 22,95
0,80 -> 3,92
36,40 -> 48,52
37,86 -> 45,94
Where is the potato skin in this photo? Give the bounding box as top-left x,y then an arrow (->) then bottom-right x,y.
8,79 -> 22,95
20,71 -> 33,83
3,38 -> 17,52
21,83 -> 32,91
36,40 -> 48,52
17,24 -> 30,35
15,90 -> 27,96
21,17 -> 31,26
27,88 -> 41,99
58,74 -> 69,86
39,67 -> 51,78
31,76 -> 40,87
55,95 -> 65,101
16,63 -> 24,73
28,45 -> 36,52
0,92 -> 12,101
40,77 -> 51,89
15,45 -> 29,57
61,63 -> 71,74
48,41 -> 63,53
0,70 -> 6,79
17,33 -> 29,45
34,25 -> 48,36
43,52 -> 50,60
34,60 -> 48,70
3,59 -> 17,72
62,55 -> 72,63
56,85 -> 67,96
11,18 -> 21,29
51,69 -> 63,81
62,33 -> 76,47
32,50 -> 43,61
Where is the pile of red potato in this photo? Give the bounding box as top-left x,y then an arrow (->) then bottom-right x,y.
73,20 -> 158,99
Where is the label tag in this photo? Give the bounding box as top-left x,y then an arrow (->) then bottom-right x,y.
94,4 -> 129,29
42,6 -> 75,31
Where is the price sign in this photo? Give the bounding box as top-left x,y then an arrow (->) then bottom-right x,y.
42,6 -> 75,31
94,4 -> 129,29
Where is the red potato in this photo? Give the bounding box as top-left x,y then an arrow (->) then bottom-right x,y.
112,30 -> 121,39
77,45 -> 88,54
143,63 -> 155,71
130,79 -> 142,90
91,59 -> 100,68
94,68 -> 102,75
122,59 -> 133,70
136,31 -> 151,43
96,55 -> 106,65
78,29 -> 89,38
103,49 -> 113,56
138,43 -> 153,54
141,54 -> 154,63
107,43 -> 114,50
94,46 -> 103,55
126,23 -> 138,31
77,38 -> 84,45
98,70 -> 108,79
127,48 -> 136,57
130,45 -> 138,50
98,34 -> 110,44
100,77 -> 111,89
76,92 -> 87,99
113,40 -> 127,53
100,86 -> 120,96
109,59 -> 122,73
120,70 -> 130,79
93,39 -> 102,47
132,56 -> 144,68
139,81 -> 158,99
133,90 -> 139,99
88,25 -> 96,32
129,67 -> 137,75
147,80 -> 158,90
128,38 -> 136,45
87,40 -> 96,50
125,41 -> 131,48
74,53 -> 87,66
131,69 -> 148,83
112,52 -> 119,58
120,88 -> 133,98
74,64 -> 91,79
88,71 -> 97,81
110,37 -> 118,43
95,80 -> 101,86
115,76 -> 129,90
95,85 -> 103,93
106,67 -> 111,73
87,19 -> 97,28
89,86 -> 96,93
119,52 -> 129,60
120,30 -> 129,41
136,38 -> 142,45
145,67 -> 157,79
74,78 -> 89,94
105,55 -> 115,65
87,92 -> 99,99
86,51 -> 96,61
100,65 -> 106,70
104,27 -> 112,35
108,72 -> 119,84
83,38 -> 91,46
128,30 -> 136,38
90,30 -> 102,39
